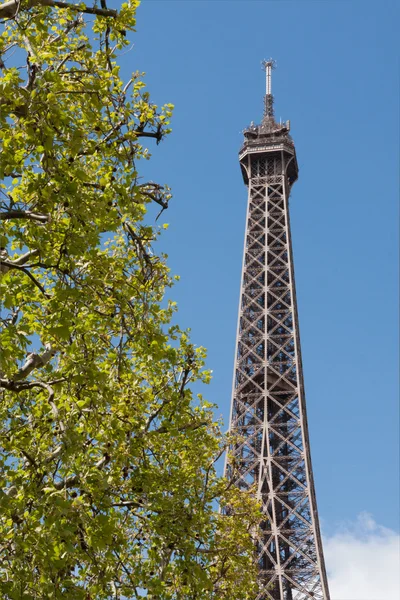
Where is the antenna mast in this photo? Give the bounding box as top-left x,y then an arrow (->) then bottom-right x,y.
262,58 -> 276,118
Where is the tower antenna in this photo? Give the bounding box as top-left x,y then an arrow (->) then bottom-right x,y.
262,58 -> 276,117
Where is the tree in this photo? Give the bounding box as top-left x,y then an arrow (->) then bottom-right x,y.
0,1 -> 260,597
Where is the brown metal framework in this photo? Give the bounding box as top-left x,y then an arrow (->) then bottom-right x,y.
225,62 -> 330,600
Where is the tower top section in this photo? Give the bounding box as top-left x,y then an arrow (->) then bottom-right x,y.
238,61 -> 298,186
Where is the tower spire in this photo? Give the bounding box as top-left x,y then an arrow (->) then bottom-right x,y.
262,58 -> 276,118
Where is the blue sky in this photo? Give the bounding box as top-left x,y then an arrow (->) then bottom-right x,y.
114,0 -> 398,549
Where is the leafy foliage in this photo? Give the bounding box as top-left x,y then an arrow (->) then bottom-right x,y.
0,1 -> 260,598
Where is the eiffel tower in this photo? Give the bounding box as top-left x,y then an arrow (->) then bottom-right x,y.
225,60 -> 330,600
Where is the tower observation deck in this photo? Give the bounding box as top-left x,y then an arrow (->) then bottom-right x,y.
225,61 -> 331,600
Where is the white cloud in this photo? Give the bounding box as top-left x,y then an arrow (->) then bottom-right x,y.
324,512 -> 400,600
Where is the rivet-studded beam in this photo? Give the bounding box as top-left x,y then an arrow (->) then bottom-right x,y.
226,147 -> 330,600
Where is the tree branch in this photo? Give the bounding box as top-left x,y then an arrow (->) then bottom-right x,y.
152,420 -> 208,435
0,378 -> 65,391
111,500 -> 141,508
0,260 -> 50,297
19,447 -> 39,469
76,128 -> 163,158
133,129 -> 163,142
0,0 -> 118,20
138,190 -> 169,211
0,210 -> 50,222
0,378 -> 66,431
123,221 -> 152,267
53,474 -> 80,490
10,249 -> 39,265
50,15 -> 81,45
14,344 -> 55,381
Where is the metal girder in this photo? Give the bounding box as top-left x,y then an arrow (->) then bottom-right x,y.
225,105 -> 330,600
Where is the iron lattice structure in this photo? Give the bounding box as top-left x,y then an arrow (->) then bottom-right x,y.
225,62 -> 330,600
